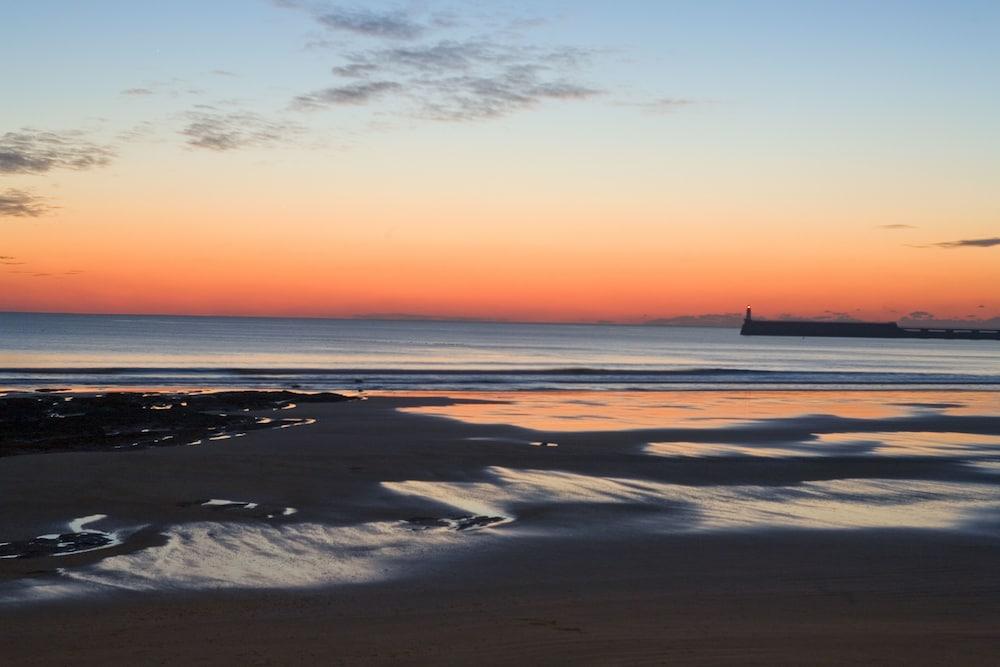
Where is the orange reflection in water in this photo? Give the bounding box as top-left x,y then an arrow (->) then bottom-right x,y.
397,390 -> 1000,432
814,431 -> 1000,458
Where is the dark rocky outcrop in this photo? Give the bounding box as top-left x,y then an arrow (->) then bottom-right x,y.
0,390 -> 350,457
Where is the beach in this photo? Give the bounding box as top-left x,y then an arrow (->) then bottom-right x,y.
2,390 -> 998,664
6,0 -> 1000,661
5,0 -> 999,660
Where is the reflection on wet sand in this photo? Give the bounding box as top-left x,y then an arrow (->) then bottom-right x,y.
398,390 -> 1000,431
813,430 -> 1000,457
386,467 -> 1000,534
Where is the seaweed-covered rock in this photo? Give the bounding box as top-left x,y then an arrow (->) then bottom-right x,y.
0,391 -> 350,457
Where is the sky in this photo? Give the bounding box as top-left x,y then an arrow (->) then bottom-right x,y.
1,0 -> 998,323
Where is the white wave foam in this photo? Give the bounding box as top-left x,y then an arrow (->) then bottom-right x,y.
68,514 -> 107,533
58,520 -> 488,595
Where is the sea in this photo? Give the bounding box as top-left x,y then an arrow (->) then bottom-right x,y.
2,311 -> 998,391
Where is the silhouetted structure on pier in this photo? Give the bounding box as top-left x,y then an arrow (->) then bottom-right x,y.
740,306 -> 1000,341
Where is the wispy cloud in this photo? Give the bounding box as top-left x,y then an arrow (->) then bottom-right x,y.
293,80 -> 403,109
878,223 -> 917,229
294,36 -> 601,121
2,251 -> 84,276
0,189 -> 54,218
332,63 -> 378,78
331,62 -> 382,77
279,4 -> 710,128
636,97 -> 698,114
7,268 -> 84,278
0,130 -> 114,175
931,237 -> 1000,248
316,7 -> 425,40
346,39 -> 593,75
419,69 -> 600,121
361,40 -> 511,72
180,111 -> 302,151
275,1 -> 428,39
119,78 -> 205,99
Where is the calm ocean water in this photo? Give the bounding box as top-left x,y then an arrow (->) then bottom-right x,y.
1,312 -> 998,391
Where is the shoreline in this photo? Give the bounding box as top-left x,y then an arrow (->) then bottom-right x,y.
1,389 -> 998,663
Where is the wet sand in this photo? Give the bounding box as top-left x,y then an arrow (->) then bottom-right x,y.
1,392 -> 998,664
6,529 -> 999,665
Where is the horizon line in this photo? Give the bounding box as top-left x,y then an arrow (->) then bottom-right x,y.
0,308 -> 737,327
3,309 -> 998,328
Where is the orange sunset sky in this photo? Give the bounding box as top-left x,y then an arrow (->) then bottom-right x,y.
2,1 -> 998,323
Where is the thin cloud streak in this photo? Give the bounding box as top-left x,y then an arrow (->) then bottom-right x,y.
293,81 -> 403,109
344,39 -> 594,75
931,237 -> 1000,248
636,97 -> 698,114
332,63 -> 381,77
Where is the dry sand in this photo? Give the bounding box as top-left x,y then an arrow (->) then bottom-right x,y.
1,394 -> 998,664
